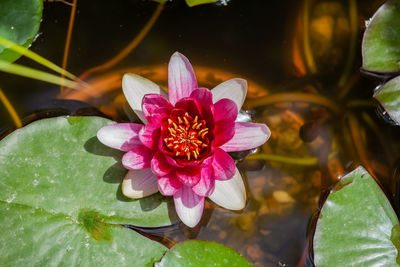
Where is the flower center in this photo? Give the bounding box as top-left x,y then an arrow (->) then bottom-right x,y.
164,112 -> 209,160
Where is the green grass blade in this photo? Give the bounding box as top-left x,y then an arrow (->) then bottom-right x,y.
0,36 -> 77,81
0,60 -> 80,89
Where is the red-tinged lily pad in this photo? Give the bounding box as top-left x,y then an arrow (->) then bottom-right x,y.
375,75 -> 400,125
155,240 -> 252,266
0,0 -> 42,62
362,0 -> 400,73
313,166 -> 400,266
0,116 -> 177,265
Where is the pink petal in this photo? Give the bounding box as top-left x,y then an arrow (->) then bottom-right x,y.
190,88 -> 213,106
142,94 -> 172,124
97,123 -> 143,152
139,124 -> 161,150
220,122 -> 271,152
122,74 -> 168,123
213,98 -> 238,122
208,167 -> 246,210
211,148 -> 236,181
122,145 -> 155,170
122,169 -> 158,199
176,167 -> 201,187
168,52 -> 198,105
165,155 -> 184,168
148,107 -> 170,127
151,152 -> 174,176
192,166 -> 215,197
213,119 -> 235,147
174,185 -> 204,228
211,78 -> 247,111
174,97 -> 201,117
158,173 -> 182,196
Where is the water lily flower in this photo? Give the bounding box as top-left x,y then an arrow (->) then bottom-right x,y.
97,52 -> 270,227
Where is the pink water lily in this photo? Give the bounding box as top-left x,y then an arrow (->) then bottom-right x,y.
97,52 -> 270,227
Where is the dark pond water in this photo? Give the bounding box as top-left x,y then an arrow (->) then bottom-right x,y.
2,0 -> 400,266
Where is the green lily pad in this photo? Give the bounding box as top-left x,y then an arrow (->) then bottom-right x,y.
0,204 -> 167,266
185,0 -> 219,7
155,240 -> 252,266
0,0 -> 43,63
362,0 -> 400,73
0,116 -> 177,265
313,166 -> 400,266
375,75 -> 400,125
374,76 -> 400,124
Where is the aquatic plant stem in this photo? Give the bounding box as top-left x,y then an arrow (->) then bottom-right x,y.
244,93 -> 341,114
247,153 -> 318,166
337,0 -> 358,98
0,37 -> 77,81
0,60 -> 80,89
78,3 -> 165,81
60,0 -> 78,97
0,88 -> 22,128
302,0 -> 317,74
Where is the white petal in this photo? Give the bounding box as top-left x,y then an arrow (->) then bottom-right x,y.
208,167 -> 246,210
97,123 -> 142,151
174,185 -> 204,228
211,78 -> 247,111
122,74 -> 168,123
122,169 -> 158,199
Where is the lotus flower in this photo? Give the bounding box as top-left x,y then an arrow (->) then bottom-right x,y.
97,52 -> 270,227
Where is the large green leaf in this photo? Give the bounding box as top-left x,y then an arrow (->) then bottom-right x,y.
313,166 -> 400,266
375,75 -> 400,125
0,0 -> 43,62
362,0 -> 400,73
0,204 -> 167,266
0,116 -> 177,265
155,240 -> 252,267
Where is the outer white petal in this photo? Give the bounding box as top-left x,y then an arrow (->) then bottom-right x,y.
211,78 -> 247,111
122,74 -> 168,123
122,169 -> 158,199
173,185 -> 204,228
208,167 -> 246,210
97,123 -> 142,152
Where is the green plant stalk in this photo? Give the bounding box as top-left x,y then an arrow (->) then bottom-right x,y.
0,37 -> 77,81
0,60 -> 80,89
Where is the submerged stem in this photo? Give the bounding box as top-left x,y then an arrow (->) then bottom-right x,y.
78,3 -> 165,81
0,88 -> 22,128
60,0 -> 78,97
247,153 -> 318,166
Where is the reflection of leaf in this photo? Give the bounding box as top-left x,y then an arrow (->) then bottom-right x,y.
375,75 -> 400,125
155,240 -> 252,266
313,166 -> 400,266
0,0 -> 43,63
0,116 -> 176,265
362,0 -> 400,73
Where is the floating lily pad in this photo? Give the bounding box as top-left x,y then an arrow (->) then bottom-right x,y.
362,0 -> 400,73
155,240 -> 252,266
313,166 -> 400,266
375,75 -> 400,125
0,0 -> 43,62
0,116 -> 176,265
185,0 -> 219,7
